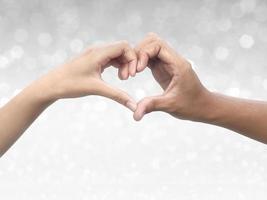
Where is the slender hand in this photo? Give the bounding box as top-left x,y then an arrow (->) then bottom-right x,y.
0,41 -> 137,156
134,33 -> 267,144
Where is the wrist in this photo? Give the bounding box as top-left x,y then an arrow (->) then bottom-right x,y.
193,90 -> 224,124
29,71 -> 62,105
190,90 -> 218,123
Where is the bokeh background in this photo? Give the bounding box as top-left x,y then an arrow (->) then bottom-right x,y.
1,0 -> 267,199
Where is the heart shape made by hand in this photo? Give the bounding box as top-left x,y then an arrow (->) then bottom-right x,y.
101,33 -> 205,123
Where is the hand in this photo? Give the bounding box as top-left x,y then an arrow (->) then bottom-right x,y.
133,33 -> 211,121
0,40 -> 139,156
41,41 -> 138,111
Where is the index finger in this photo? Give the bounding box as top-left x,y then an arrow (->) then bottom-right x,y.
135,33 -> 164,72
99,41 -> 137,77
135,33 -> 174,72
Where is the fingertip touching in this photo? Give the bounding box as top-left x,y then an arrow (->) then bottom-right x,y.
97,81 -> 137,112
120,41 -> 138,77
133,108 -> 145,121
126,100 -> 137,112
133,97 -> 151,121
137,52 -> 149,72
129,58 -> 137,77
119,62 -> 129,80
133,96 -> 166,121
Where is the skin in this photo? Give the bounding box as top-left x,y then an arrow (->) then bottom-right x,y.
134,33 -> 267,144
0,41 -> 138,157
1,33 -> 267,157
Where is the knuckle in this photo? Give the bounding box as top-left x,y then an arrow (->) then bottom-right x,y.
147,33 -> 161,43
134,46 -> 140,54
185,60 -> 192,70
154,38 -> 163,46
165,98 -> 178,113
139,49 -> 147,56
114,92 -> 128,104
181,57 -> 192,68
147,32 -> 159,38
119,40 -> 130,47
181,60 -> 193,74
144,98 -> 155,113
109,93 -> 118,102
85,46 -> 96,54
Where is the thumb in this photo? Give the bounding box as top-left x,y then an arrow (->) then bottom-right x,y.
96,80 -> 137,112
133,95 -> 166,121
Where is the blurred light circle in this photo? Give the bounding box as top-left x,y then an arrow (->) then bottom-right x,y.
0,97 -> 9,107
226,87 -> 240,97
189,45 -> 203,59
14,29 -> 28,43
23,57 -> 37,70
187,59 -> 197,70
186,151 -> 198,161
144,79 -> 155,90
254,5 -> 267,22
82,102 -> 92,112
52,49 -> 68,65
39,54 -> 52,67
0,56 -> 9,69
239,34 -> 254,48
244,21 -> 259,34
214,46 -> 229,60
135,88 -> 146,100
117,13 -> 143,36
57,9 -> 80,33
0,82 -> 10,93
127,13 -> 143,28
70,39 -> 84,53
231,3 -> 244,18
216,19 -> 232,32
240,0 -> 256,13
30,13 -> 44,27
252,75 -> 262,86
38,32 -> 53,47
12,88 -> 22,97
258,27 -> 267,43
263,79 -> 267,90
94,100 -> 107,112
10,45 -> 24,59
242,89 -> 252,98
196,20 -> 214,35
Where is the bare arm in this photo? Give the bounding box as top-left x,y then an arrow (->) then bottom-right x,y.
133,33 -> 267,144
0,76 -> 56,157
0,41 -> 137,157
201,93 -> 267,143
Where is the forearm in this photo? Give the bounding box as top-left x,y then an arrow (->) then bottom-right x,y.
0,41 -> 138,157
199,92 -> 267,143
0,75 -> 58,157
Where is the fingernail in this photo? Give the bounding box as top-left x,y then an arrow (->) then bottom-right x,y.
134,111 -> 144,121
125,73 -> 129,80
122,73 -> 128,80
130,70 -> 136,77
126,100 -> 137,112
129,63 -> 135,77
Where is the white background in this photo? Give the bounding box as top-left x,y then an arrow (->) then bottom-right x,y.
1,0 -> 267,199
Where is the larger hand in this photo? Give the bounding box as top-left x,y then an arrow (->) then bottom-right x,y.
133,33 -> 210,121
